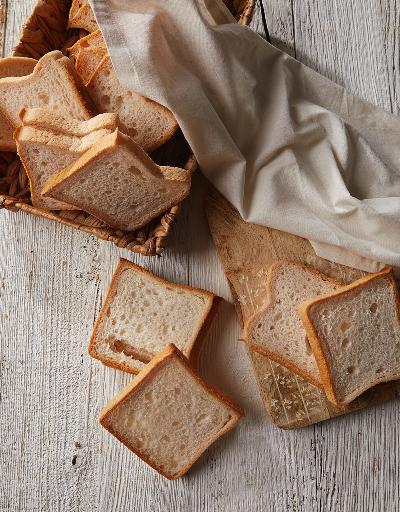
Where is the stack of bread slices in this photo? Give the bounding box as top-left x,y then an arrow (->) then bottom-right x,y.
0,0 -> 190,233
245,262 -> 400,407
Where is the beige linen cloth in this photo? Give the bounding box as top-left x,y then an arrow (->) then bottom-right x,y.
91,0 -> 400,270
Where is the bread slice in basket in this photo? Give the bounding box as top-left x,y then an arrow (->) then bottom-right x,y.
298,267 -> 400,405
100,343 -> 243,479
15,122 -> 116,210
0,51 -> 92,152
87,56 -> 178,152
67,30 -> 106,61
245,261 -> 341,387
75,46 -> 108,85
42,129 -> 191,230
89,258 -> 220,373
68,2 -> 99,33
0,57 -> 37,151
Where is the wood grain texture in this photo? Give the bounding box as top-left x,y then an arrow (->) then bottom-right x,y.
1,1 -> 400,511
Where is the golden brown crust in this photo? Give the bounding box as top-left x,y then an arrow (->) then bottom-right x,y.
298,266 -> 396,405
244,260 -> 342,388
99,343 -> 244,479
89,258 -> 221,373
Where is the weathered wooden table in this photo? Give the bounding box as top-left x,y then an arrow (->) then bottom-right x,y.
1,1 -> 399,510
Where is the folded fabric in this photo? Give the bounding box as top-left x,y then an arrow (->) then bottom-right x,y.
90,0 -> 400,267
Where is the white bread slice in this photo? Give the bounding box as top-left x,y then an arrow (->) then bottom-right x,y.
0,57 -> 37,151
0,51 -> 92,143
100,343 -> 243,479
67,30 -> 106,61
87,56 -> 178,152
244,261 -> 340,387
298,267 -> 400,405
15,125 -> 112,210
89,258 -> 220,373
42,129 -> 191,231
68,3 -> 99,33
20,108 -> 117,137
75,46 -> 108,85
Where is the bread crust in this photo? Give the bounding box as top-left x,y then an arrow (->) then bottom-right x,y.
244,260 -> 341,388
298,266 -> 397,405
99,343 -> 243,479
89,258 -> 221,373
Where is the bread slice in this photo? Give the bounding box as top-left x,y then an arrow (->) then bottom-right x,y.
87,56 -> 178,152
15,125 -> 113,210
68,3 -> 99,33
69,0 -> 88,20
42,129 -> 191,231
100,343 -> 243,479
75,46 -> 108,85
20,108 -> 117,137
298,267 -> 400,405
245,261 -> 340,387
89,258 -> 220,373
0,51 -> 91,148
0,57 -> 37,151
67,30 -> 106,61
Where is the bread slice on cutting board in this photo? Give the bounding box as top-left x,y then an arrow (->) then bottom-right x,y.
89,258 -> 220,373
20,108 -> 117,137
99,343 -> 243,479
0,51 -> 92,149
15,122 -> 114,210
244,261 -> 341,387
87,56 -> 178,152
42,129 -> 191,231
298,267 -> 400,405
0,57 -> 37,151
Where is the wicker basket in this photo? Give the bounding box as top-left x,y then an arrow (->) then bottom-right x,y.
0,0 -> 255,255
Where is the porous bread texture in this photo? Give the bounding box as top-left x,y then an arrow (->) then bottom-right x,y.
42,129 -> 191,231
0,51 -> 91,145
20,108 -> 118,137
0,57 -> 37,151
68,3 -> 99,32
89,258 -> 219,373
99,344 -> 243,479
298,267 -> 400,405
87,56 -> 178,152
67,30 -> 106,60
75,46 -> 108,85
245,261 -> 340,387
69,0 -> 88,20
15,125 -> 112,210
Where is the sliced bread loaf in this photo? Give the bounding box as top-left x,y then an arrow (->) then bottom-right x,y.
15,124 -> 112,210
87,56 -> 178,152
68,3 -> 99,33
100,343 -> 243,479
245,261 -> 340,387
20,108 -> 117,137
0,51 -> 92,145
298,267 -> 400,405
42,129 -> 191,231
67,30 -> 106,61
75,46 -> 108,85
89,258 -> 220,373
0,56 -> 37,151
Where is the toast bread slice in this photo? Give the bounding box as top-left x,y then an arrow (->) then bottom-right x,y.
15,125 -> 112,210
75,46 -> 108,85
0,57 -> 37,151
20,108 -> 118,137
245,261 -> 340,387
298,267 -> 400,405
99,343 -> 243,479
87,56 -> 178,152
89,258 -> 220,373
42,129 -> 191,231
68,3 -> 99,33
0,51 -> 92,146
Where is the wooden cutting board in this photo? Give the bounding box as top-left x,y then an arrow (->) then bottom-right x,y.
205,186 -> 400,428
